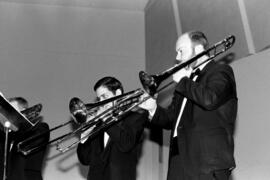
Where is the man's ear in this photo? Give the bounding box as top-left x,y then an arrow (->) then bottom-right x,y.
115,89 -> 122,96
194,44 -> 204,54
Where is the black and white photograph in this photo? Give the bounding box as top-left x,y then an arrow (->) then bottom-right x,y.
0,0 -> 269,180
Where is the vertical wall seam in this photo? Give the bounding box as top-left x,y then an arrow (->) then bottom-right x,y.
237,0 -> 256,54
172,0 -> 182,36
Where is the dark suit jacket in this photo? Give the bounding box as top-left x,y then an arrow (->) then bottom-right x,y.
8,122 -> 50,180
152,61 -> 237,177
0,131 -> 5,180
77,110 -> 147,180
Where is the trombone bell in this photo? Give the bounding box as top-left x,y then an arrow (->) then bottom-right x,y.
69,97 -> 89,124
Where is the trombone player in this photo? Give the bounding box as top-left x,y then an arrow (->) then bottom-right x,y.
77,76 -> 148,180
0,97 -> 49,180
139,31 -> 238,180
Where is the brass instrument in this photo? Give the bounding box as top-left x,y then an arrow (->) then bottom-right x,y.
17,88 -> 144,154
21,103 -> 43,126
57,88 -> 144,153
18,35 -> 235,155
139,35 -> 235,96
69,89 -> 141,124
17,120 -> 74,155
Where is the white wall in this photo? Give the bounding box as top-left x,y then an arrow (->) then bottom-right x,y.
232,49 -> 270,180
244,0 -> 270,52
0,2 -> 146,179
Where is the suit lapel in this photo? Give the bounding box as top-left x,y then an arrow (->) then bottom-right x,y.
198,60 -> 215,78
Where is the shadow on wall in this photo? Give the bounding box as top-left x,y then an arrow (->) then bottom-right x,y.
45,145 -> 88,179
56,149 -> 87,178
45,147 -> 87,178
43,116 -> 88,179
259,44 -> 270,52
216,52 -> 236,65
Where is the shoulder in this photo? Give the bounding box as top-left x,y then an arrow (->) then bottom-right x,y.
120,110 -> 148,125
205,61 -> 235,76
27,122 -> 50,138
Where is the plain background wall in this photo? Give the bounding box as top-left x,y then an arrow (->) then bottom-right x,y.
176,0 -> 249,59
231,49 -> 270,180
244,0 -> 270,52
0,2 -> 147,180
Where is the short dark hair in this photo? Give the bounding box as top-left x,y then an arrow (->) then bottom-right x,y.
8,97 -> 29,109
187,31 -> 209,49
93,76 -> 124,94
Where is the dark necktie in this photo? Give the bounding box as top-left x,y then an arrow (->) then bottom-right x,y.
190,68 -> 201,80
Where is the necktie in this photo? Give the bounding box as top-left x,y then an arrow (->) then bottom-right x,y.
190,68 -> 201,79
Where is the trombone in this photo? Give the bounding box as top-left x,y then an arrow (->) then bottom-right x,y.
17,88 -> 144,155
56,88 -> 144,153
17,119 -> 75,155
21,103 -> 43,126
17,34 -> 235,155
58,33 -> 234,152
139,35 -> 235,96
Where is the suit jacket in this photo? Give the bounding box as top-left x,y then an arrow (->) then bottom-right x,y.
8,122 -> 50,180
152,61 -> 237,176
0,131 -> 5,180
77,110 -> 147,180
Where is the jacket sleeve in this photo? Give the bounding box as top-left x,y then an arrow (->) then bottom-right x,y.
14,121 -> 50,155
150,92 -> 184,130
77,137 -> 94,165
25,122 -> 50,147
106,110 -> 147,152
176,65 -> 236,110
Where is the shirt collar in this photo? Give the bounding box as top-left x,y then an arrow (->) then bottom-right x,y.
193,59 -> 211,72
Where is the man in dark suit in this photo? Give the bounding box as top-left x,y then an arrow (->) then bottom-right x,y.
140,31 -> 237,180
77,76 -> 148,180
8,122 -> 49,180
5,97 -> 49,180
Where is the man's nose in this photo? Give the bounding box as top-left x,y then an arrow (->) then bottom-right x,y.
176,52 -> 182,60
